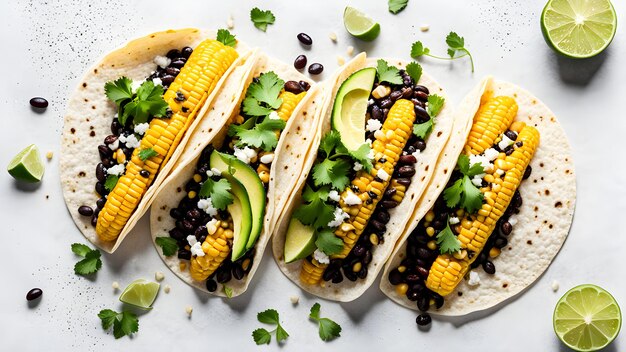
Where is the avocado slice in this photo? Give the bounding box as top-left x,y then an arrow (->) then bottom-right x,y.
284,217 -> 317,263
221,173 -> 252,261
210,150 -> 266,251
330,67 -> 377,152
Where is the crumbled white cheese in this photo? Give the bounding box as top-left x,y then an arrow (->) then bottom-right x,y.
368,99 -> 375,106
206,218 -> 219,235
185,305 -> 193,315
155,271 -> 164,282
186,235 -> 198,247
469,154 -> 493,172
154,55 -> 171,69
484,148 -> 500,161
551,280 -> 560,292
152,77 -> 163,86
164,285 -> 171,294
108,139 -> 119,151
498,135 -> 515,150
327,207 -> 349,228
197,198 -> 218,216
119,134 -> 140,149
134,123 -> 149,136
268,111 -> 280,120
190,242 -> 205,257
206,167 -> 222,177
449,217 -> 460,225
468,271 -> 481,286
313,249 -> 330,264
329,32 -> 337,42
472,174 -> 486,187
377,168 -> 390,181
131,80 -> 142,93
353,162 -> 363,172
367,148 -> 375,160
366,119 -> 383,132
343,191 -> 362,206
328,190 -> 340,202
260,153 -> 274,164
508,216 -> 518,226
420,24 -> 430,32
290,296 -> 300,304
112,281 -> 120,290
227,14 -> 234,29
412,149 -> 421,159
233,146 -> 257,164
496,169 -> 505,176
107,164 -> 126,176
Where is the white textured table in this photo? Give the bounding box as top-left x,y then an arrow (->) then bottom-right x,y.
0,0 -> 623,350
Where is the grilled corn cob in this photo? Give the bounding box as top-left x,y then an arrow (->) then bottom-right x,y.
464,96 -> 517,155
426,112 -> 540,296
96,40 -> 238,242
190,220 -> 234,281
276,91 -> 306,121
300,99 -> 416,285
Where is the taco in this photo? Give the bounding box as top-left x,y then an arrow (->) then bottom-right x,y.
272,53 -> 455,301
380,77 -> 575,317
61,28 -> 252,253
149,52 -> 322,297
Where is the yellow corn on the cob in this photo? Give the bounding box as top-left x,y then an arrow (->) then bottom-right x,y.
426,121 -> 540,296
190,220 -> 234,281
276,91 -> 306,121
464,96 -> 517,155
96,40 -> 238,242
300,99 -> 416,285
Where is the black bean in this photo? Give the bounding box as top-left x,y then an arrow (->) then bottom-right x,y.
407,290 -> 420,301
182,220 -> 194,232
332,272 -> 344,283
494,237 -> 508,249
363,251 -> 373,264
523,165 -> 532,180
26,288 -> 43,301
414,105 -> 430,121
396,178 -> 412,186
383,188 -> 396,199
399,154 -> 417,165
398,165 -> 416,177
376,210 -> 391,223
371,105 -> 383,121
206,279 -> 217,292
95,163 -> 106,182
414,90 -> 429,102
501,221 -> 513,236
165,67 -> 180,76
417,295 -> 430,312
111,119 -> 122,135
170,58 -> 186,68
96,197 -> 106,209
416,248 -> 431,260
431,219 -> 444,230
505,130 -> 518,141
170,208 -> 183,220
504,146 -> 514,156
416,314 -> 432,326
308,63 -> 323,75
382,108 -> 390,118
98,145 -> 112,159
138,169 -> 149,178
401,87 -> 413,99
297,33 -> 313,45
414,140 -> 426,151
403,77 -> 413,87
232,265 -> 245,280
381,200 -> 399,209
294,54 -> 307,70
103,135 -> 118,146
433,293 -> 444,309
323,267 -> 337,282
169,228 -> 185,241
353,245 -> 366,257
122,147 -> 132,157
345,270 -> 358,282
512,191 -> 523,208
166,49 -> 180,59
194,225 -> 207,238
181,46 -> 193,58
161,75 -> 175,85
417,266 -> 429,279
178,250 -> 191,260
284,80 -> 304,94
406,274 -> 420,282
186,209 -> 201,221
78,205 -> 94,217
90,212 -> 98,226
413,85 -> 430,95
30,97 -> 48,109
299,80 -> 311,91
416,259 -> 428,268
357,267 -> 368,279
370,220 -> 386,232
388,269 -> 402,285
483,260 -> 496,274
380,98 -> 393,109
95,182 -> 107,196
389,91 -> 402,101
216,268 -> 232,283
411,98 -> 425,109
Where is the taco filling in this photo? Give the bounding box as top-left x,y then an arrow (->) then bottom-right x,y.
387,95 -> 539,313
284,59 -> 446,286
159,73 -> 310,292
77,36 -> 239,244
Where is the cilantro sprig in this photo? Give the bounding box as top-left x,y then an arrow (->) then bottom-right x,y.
71,243 -> 102,275
104,77 -> 168,126
216,29 -> 237,47
376,59 -> 403,85
388,0 -> 409,14
410,32 -> 475,72
198,177 -> 234,210
138,147 -> 158,161
405,61 -> 423,83
250,7 -> 275,32
443,154 -> 485,213
309,303 -> 342,341
315,230 -> 344,256
252,309 -> 289,345
413,94 -> 445,139
293,185 -> 335,230
98,309 -> 139,339
230,118 -> 286,151
104,174 -> 119,192
436,219 -> 461,254
155,236 -> 178,256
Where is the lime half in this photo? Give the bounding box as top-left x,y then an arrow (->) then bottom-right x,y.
7,144 -> 44,183
541,0 -> 617,58
343,6 -> 380,42
119,279 -> 160,309
554,284 -> 621,351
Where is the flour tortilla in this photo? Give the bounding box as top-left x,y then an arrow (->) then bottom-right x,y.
271,53 -> 455,302
149,54 -> 323,297
61,28 -> 251,253
380,77 -> 576,316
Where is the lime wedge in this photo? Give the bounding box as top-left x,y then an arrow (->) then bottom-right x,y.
119,279 -> 160,309
7,144 -> 44,183
554,284 -> 622,351
541,0 -> 617,58
343,6 -> 380,42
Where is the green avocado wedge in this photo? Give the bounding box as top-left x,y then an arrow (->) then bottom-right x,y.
221,172 -> 252,261
284,217 -> 317,263
210,150 -> 266,252
331,67 -> 376,152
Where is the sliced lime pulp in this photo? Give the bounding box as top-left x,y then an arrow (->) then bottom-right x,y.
343,6 -> 380,42
119,279 -> 160,309
7,144 -> 44,183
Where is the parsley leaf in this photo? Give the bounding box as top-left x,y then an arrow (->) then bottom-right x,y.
258,309 -> 280,324
443,155 -> 484,213
198,178 -> 233,210
233,117 -> 286,151
72,243 -> 102,275
410,41 -> 430,58
436,220 -> 461,254
253,309 -> 288,345
275,325 -> 289,343
252,328 -> 272,345
121,81 -> 168,125
376,59 -> 403,85
216,29 -> 237,47
71,243 -> 91,257
294,186 -> 336,229
104,174 -> 119,192
138,147 -> 158,161
410,32 -> 475,72
98,309 -> 139,339
309,303 -> 342,342
245,72 -> 285,112
388,0 -> 408,14
405,62 -> 423,83
224,285 -> 233,298
312,159 -> 351,190
413,118 -> 434,139
427,94 -> 445,117
349,143 -> 373,172
250,7 -> 276,32
155,236 -> 178,256
315,230 -> 344,256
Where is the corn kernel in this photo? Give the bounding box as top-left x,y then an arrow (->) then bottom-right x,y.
369,233 -> 379,246
489,247 -> 501,258
193,174 -> 202,183
259,171 -> 270,183
352,262 -> 362,273
242,258 -> 251,271
116,149 -> 126,164
425,211 -> 435,222
397,265 -> 406,273
427,240 -> 437,250
179,262 -> 187,271
426,227 -> 435,237
395,283 -> 409,296
188,191 -> 197,199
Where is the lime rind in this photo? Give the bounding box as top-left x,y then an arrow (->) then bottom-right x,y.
7,144 -> 44,183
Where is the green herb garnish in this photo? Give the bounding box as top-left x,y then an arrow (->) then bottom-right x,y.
198,178 -> 233,210
138,147 -> 158,161
216,29 -> 237,47
252,309 -> 289,345
104,174 -> 119,191
315,230 -> 344,256
388,0 -> 409,14
309,303 -> 342,341
71,243 -> 102,275
104,78 -> 168,125
443,154 -> 485,213
313,159 -> 351,190
405,61 -> 423,83
98,309 -> 139,339
293,185 -> 335,230
250,7 -> 276,32
376,59 -> 403,85
427,94 -> 445,117
410,32 -> 475,72
436,219 -> 461,254
224,285 -> 233,298
230,118 -> 286,151
412,94 -> 445,139
155,236 -> 178,256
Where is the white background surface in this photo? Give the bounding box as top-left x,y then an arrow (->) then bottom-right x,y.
0,0 -> 623,350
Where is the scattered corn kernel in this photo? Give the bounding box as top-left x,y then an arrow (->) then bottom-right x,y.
456,209 -> 465,217
396,283 -> 409,296
397,265 -> 406,273
337,55 -> 345,66
188,191 -> 197,199
116,149 -> 126,164
489,247 -> 501,258
346,46 -> 354,56
425,211 -> 435,222
551,280 -> 560,292
242,258 -> 251,271
290,296 -> 299,304
179,262 -> 187,271
185,305 -> 193,316
329,32 -> 337,42
193,174 -> 202,183
420,24 -> 430,32
112,281 -> 120,290
372,85 -> 391,99
369,233 -> 379,246
155,271 -> 164,282
164,285 -> 171,294
426,227 -> 435,237
352,262 -> 362,273
259,171 -> 270,183
427,240 -> 437,250
46,151 -> 53,160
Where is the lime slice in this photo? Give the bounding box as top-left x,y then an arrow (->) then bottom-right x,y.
119,279 -> 160,309
554,284 -> 622,351
541,0 -> 617,58
343,6 -> 380,42
7,144 -> 44,183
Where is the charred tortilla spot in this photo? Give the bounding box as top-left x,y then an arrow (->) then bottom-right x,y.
502,283 -> 508,288
91,106 -> 96,110
176,187 -> 182,193
528,240 -> 533,244
444,168 -> 448,174
82,83 -> 87,88
89,131 -> 95,137
93,69 -> 98,74
70,128 -> 76,134
425,165 -> 429,171
534,206 -> 539,211
545,189 -> 550,195
284,166 -> 288,170
303,111 -> 307,115
539,162 -> 544,167
437,131 -> 442,137
555,201 -> 563,208
458,292 -> 463,296
157,216 -> 162,221
78,171 -> 86,177
549,224 -> 554,229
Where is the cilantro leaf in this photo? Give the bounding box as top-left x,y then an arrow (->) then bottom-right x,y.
71,243 -> 91,257
309,303 -> 342,342
461,175 -> 484,213
155,236 -> 178,256
410,32 -> 475,72
315,230 -> 344,256
349,143 -> 373,172
427,94 -> 445,117
443,178 -> 463,209
443,155 -> 484,213
242,97 -> 274,117
98,309 -> 118,330
224,285 -> 233,298
216,29 -> 237,47
235,118 -> 286,151
312,159 -> 351,190
258,309 -> 280,325
104,77 -> 133,104
250,7 -> 276,32
119,311 -> 139,337
410,41 -> 430,58
405,62 -> 423,83
198,178 -> 233,210
376,59 -> 403,85
247,72 -> 285,110
436,220 -> 461,254
74,249 -> 102,275
275,325 -> 289,343
413,118 -> 434,139
302,184 -> 330,203
388,0 -> 408,14
104,174 -> 119,192
446,32 -> 465,55
125,81 -> 168,124
138,147 -> 158,161
98,309 -> 138,339
294,186 -> 336,229
253,328 -> 272,345
320,131 -> 341,157
457,153 -> 470,174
